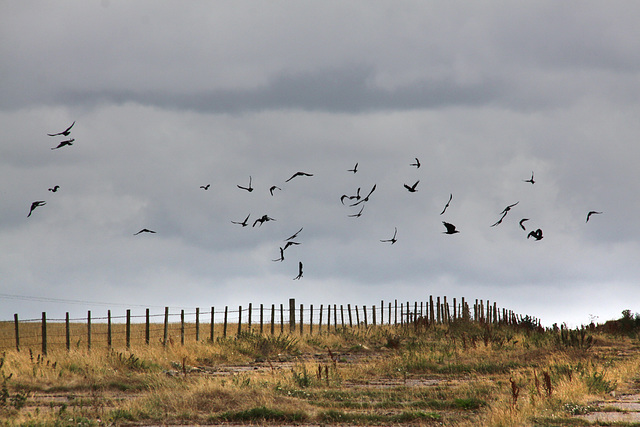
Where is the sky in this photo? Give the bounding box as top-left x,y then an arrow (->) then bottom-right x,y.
2,1 -> 640,328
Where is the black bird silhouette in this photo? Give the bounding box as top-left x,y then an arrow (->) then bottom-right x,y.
51,138 -> 74,150
293,261 -> 303,280
269,185 -> 281,196
348,163 -> 358,173
442,221 -> 459,234
586,211 -> 603,223
27,201 -> 46,217
348,205 -> 364,218
231,214 -> 250,227
440,194 -> 453,215
350,184 -> 376,207
285,227 -> 303,241
519,218 -> 529,230
523,171 -> 535,184
237,176 -> 253,192
253,214 -> 275,227
47,121 -> 75,137
410,158 -> 421,168
283,241 -> 301,251
200,184 -> 210,190
404,180 -> 419,192
527,229 -> 543,240
134,228 -> 156,235
491,202 -> 519,227
48,185 -> 60,192
340,188 -> 361,205
272,247 -> 285,262
285,171 -> 313,182
380,227 -> 398,244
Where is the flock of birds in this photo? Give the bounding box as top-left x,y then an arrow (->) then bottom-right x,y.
32,121 -> 605,280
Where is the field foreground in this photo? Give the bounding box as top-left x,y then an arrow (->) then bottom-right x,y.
0,317 -> 639,426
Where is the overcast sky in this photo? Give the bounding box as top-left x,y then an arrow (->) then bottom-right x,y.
2,1 -> 639,327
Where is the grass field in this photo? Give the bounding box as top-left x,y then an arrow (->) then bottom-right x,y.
0,313 -> 638,426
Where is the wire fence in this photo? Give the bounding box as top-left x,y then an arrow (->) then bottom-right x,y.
0,296 -> 539,354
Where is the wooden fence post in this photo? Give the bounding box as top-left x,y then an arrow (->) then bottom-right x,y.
394,300 -> 398,325
126,309 -> 131,349
280,304 -> 284,334
248,303 -> 252,332
429,295 -> 434,324
453,298 -> 457,320
65,312 -> 70,351
196,307 -> 200,341
355,305 -> 360,327
299,304 -> 304,335
364,305 -> 368,327
388,302 -> 391,325
210,307 -> 215,341
238,305 -> 243,336
380,300 -> 384,325
333,304 -> 338,331
348,304 -> 353,327
223,306 -> 228,338
289,299 -> 296,333
146,308 -> 150,345
87,310 -> 92,351
310,304 -> 314,335
318,304 -> 323,334
270,304 -> 275,335
41,312 -> 47,356
373,305 -> 376,325
163,307 -> 169,347
260,304 -> 264,334
14,314 -> 19,352
181,310 -> 185,344
340,305 -> 345,328
327,304 -> 330,331
107,310 -> 112,348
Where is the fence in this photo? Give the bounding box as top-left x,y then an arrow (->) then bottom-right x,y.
0,296 -> 539,354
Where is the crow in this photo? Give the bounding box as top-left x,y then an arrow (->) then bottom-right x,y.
440,194 -> 452,215
231,214 -> 250,227
293,261 -> 303,280
253,215 -> 275,227
442,221 -> 460,234
269,185 -> 281,196
350,184 -> 376,207
200,184 -> 210,190
285,171 -> 313,182
519,218 -> 529,231
348,205 -> 364,218
51,138 -> 74,150
47,121 -> 75,137
134,228 -> 156,235
348,163 -> 358,173
527,229 -> 543,240
284,227 -> 303,241
586,211 -> 603,223
380,227 -> 398,244
410,158 -> 421,168
48,185 -> 60,192
404,180 -> 419,193
523,171 -> 535,184
237,176 -> 253,192
27,201 -> 46,217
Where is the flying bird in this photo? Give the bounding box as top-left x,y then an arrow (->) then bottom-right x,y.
410,158 -> 421,168
27,201 -> 46,217
442,221 -> 459,234
48,185 -> 60,192
491,202 -> 519,227
237,176 -> 253,192
347,163 -> 358,173
200,184 -> 210,190
519,218 -> 529,230
284,227 -> 303,241
47,121 -> 75,137
51,138 -> 74,150
404,180 -> 419,193
350,184 -> 376,207
253,214 -> 275,227
283,241 -> 301,251
293,261 -> 303,280
340,188 -> 361,205
134,228 -> 156,235
348,205 -> 364,218
272,247 -> 285,262
380,227 -> 398,244
285,171 -> 313,182
440,194 -> 453,215
269,185 -> 281,196
231,214 -> 250,227
586,211 -> 603,223
527,229 -> 543,240
523,172 -> 535,184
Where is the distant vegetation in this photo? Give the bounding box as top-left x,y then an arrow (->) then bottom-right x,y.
0,311 -> 639,426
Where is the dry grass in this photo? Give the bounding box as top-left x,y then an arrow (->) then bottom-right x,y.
0,319 -> 638,425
